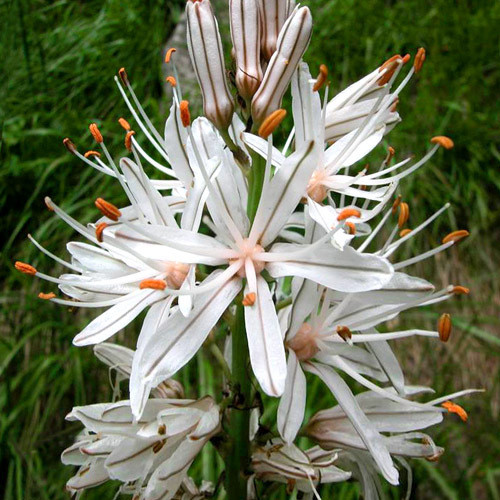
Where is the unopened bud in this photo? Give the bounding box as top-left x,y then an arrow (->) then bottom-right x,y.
251,6 -> 312,126
230,0 -> 263,100
186,0 -> 234,130
258,0 -> 294,60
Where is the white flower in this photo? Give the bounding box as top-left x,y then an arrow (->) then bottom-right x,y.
62,396 -> 220,499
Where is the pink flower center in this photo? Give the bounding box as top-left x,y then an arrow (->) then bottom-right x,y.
287,323 -> 319,361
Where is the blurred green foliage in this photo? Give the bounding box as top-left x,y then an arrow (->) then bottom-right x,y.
1,0 -> 499,499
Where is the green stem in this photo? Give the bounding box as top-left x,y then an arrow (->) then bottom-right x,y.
224,153 -> 266,499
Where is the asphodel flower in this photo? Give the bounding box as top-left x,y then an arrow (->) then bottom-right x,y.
186,0 -> 234,130
62,396 -> 220,499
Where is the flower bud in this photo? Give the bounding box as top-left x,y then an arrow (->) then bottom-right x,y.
230,0 -> 263,100
251,6 -> 312,126
258,0 -> 295,60
186,0 -> 234,130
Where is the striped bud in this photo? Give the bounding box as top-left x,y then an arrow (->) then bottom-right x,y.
258,0 -> 295,61
251,6 -> 312,126
186,0 -> 234,130
230,0 -> 263,100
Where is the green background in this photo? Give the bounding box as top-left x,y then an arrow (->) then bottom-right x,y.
1,0 -> 499,498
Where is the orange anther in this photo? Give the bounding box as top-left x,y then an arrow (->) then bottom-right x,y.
337,208 -> 361,221
398,202 -> 410,228
158,424 -> 166,435
438,313 -> 451,342
414,47 -> 426,73
84,150 -> 101,159
44,197 -> 54,211
431,136 -> 454,150
89,123 -> 103,143
242,292 -> 256,306
179,100 -> 191,127
386,146 -> 395,163
345,221 -> 356,235
63,138 -> 76,153
166,76 -> 177,87
258,109 -> 287,139
390,97 -> 399,112
165,47 -> 177,64
313,64 -> 328,92
391,195 -> 402,214
442,230 -> 469,245
452,285 -> 470,295
400,228 -> 412,237
95,198 -> 122,221
152,440 -> 166,453
15,261 -> 37,275
336,325 -> 352,341
118,67 -> 129,85
441,401 -> 468,422
95,222 -> 108,243
402,53 -> 411,64
379,54 -> 402,71
125,130 -> 136,151
139,279 -> 167,291
38,292 -> 56,300
118,118 -> 131,131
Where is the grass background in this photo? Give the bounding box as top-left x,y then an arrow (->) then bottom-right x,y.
1,0 -> 499,498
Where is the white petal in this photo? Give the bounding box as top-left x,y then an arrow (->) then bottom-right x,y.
267,243 -> 393,293
277,350 -> 306,443
304,361 -> 399,485
244,275 -> 287,396
241,132 -> 285,169
66,460 -> 109,491
250,140 -> 318,247
93,342 -> 134,378
367,339 -> 405,395
73,289 -> 162,346
130,272 -> 242,418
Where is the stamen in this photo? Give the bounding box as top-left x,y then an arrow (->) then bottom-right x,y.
38,292 -> 56,300
158,424 -> 166,435
441,401 -> 468,422
45,197 -> 54,211
438,313 -> 451,342
125,130 -> 135,151
242,292 -> 256,306
345,222 -> 356,235
442,230 -> 469,244
118,118 -> 131,131
165,76 -> 177,87
402,54 -> 411,64
95,222 -> 108,242
152,440 -> 166,453
452,285 -> 470,295
336,325 -> 352,341
386,146 -> 395,164
398,202 -> 410,228
414,47 -> 426,73
179,100 -> 191,127
15,261 -> 37,275
95,198 -> 122,221
165,47 -> 177,63
313,64 -> 328,92
392,194 -> 402,214
400,228 -> 412,237
139,279 -> 167,291
337,208 -> 361,221
84,150 -> 101,159
89,123 -> 103,143
258,109 -> 287,139
390,97 -> 400,112
63,138 -> 77,153
377,60 -> 400,86
118,67 -> 129,85
431,136 -> 454,149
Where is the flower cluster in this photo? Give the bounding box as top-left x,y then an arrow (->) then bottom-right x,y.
16,0 -> 476,498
